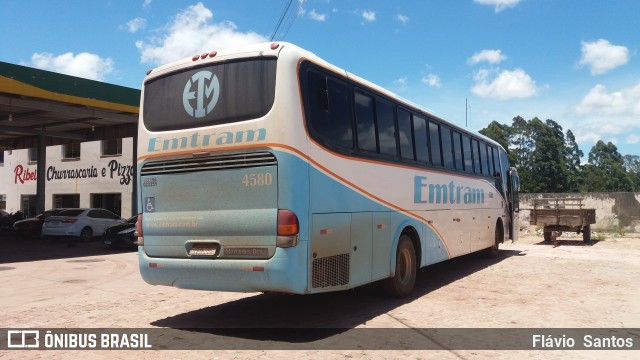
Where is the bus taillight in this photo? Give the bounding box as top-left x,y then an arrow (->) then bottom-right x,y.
277,209 -> 299,248
135,213 -> 143,246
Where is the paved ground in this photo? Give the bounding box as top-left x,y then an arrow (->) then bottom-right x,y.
0,232 -> 638,359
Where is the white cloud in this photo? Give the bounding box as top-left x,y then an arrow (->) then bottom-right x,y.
471,68 -> 538,99
143,0 -> 152,9
422,74 -> 441,88
473,0 -> 522,12
572,82 -> 640,150
309,9 -> 326,22
574,131 -> 602,145
395,14 -> 409,24
575,83 -> 640,116
126,17 -> 147,33
29,52 -> 114,81
136,2 -> 267,65
579,39 -> 629,75
468,49 -> 507,65
362,10 -> 376,22
394,77 -> 408,91
625,134 -> 640,144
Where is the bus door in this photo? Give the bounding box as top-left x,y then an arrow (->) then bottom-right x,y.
508,167 -> 520,241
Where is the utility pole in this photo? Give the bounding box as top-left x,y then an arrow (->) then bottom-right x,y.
465,98 -> 468,128
465,98 -> 471,128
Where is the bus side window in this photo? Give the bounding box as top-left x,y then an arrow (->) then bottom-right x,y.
488,146 -> 496,176
462,134 -> 473,172
453,131 -> 463,171
492,146 -> 501,176
355,91 -> 377,153
306,71 -> 353,149
429,121 -> 442,166
440,125 -> 453,169
471,138 -> 481,174
480,142 -> 490,176
413,115 -> 429,163
397,109 -> 414,161
376,99 -> 398,157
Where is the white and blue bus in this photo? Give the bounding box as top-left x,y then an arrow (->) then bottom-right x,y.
136,42 -> 520,297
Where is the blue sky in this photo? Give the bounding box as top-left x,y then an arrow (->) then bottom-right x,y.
2,0 -> 639,157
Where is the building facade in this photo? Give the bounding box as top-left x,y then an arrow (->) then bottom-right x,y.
0,137 -> 134,218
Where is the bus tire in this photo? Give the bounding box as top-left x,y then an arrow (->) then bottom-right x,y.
482,222 -> 502,258
383,235 -> 416,298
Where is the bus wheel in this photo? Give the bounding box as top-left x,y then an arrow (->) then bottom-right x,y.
383,235 -> 416,298
482,223 -> 502,258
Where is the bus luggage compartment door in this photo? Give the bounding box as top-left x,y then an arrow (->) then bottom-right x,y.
139,152 -> 278,259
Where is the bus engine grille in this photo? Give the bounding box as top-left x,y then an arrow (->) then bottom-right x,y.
140,152 -> 277,176
312,253 -> 350,288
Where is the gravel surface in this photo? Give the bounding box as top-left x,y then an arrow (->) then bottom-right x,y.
1,232 -> 638,359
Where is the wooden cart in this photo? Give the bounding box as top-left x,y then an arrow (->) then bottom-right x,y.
529,198 -> 596,242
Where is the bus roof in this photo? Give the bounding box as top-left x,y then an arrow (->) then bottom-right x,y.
143,41 -> 505,152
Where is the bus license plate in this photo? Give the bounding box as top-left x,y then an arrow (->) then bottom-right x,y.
189,243 -> 219,256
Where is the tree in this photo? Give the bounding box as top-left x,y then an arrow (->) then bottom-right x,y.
583,141 -> 632,192
623,155 -> 640,190
509,116 -> 534,173
479,117 -> 640,193
565,130 -> 584,192
622,154 -> 640,173
479,121 -> 510,152
480,117 -> 574,193
527,119 -> 569,192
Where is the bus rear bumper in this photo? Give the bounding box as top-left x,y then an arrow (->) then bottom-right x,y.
137,242 -> 309,294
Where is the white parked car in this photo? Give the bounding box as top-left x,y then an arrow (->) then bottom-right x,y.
42,208 -> 123,242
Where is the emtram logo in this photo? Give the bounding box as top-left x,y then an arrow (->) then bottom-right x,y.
182,70 -> 220,118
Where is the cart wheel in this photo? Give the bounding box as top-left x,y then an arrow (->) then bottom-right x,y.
582,226 -> 591,242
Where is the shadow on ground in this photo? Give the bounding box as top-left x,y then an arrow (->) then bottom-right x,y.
533,239 -> 600,247
0,233 -> 135,263
150,248 -> 524,344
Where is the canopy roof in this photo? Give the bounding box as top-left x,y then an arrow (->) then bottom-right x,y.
0,61 -> 140,150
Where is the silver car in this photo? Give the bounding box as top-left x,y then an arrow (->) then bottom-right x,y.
42,208 -> 123,242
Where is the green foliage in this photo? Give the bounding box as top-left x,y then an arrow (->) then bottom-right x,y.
565,130 -> 584,191
479,121 -> 510,151
479,117 -> 639,193
583,141 -> 632,192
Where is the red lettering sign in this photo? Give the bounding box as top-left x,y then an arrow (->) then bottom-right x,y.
14,165 -> 37,184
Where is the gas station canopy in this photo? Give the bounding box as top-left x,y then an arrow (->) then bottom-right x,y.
0,61 -> 141,214
0,61 -> 140,151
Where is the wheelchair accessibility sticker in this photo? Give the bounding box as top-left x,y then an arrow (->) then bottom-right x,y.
145,197 -> 155,213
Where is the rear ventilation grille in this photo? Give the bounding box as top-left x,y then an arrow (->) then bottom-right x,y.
312,253 -> 350,288
141,152 -> 277,176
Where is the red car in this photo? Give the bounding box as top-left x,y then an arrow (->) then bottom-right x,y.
13,209 -> 67,238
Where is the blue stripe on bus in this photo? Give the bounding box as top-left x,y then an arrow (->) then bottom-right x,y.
273,150 -> 450,267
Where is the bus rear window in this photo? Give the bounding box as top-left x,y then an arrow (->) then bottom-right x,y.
143,58 -> 277,131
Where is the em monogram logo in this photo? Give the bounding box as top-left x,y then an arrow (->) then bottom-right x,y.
182,70 -> 220,118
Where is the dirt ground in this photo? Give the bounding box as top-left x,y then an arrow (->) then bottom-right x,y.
0,231 -> 638,359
